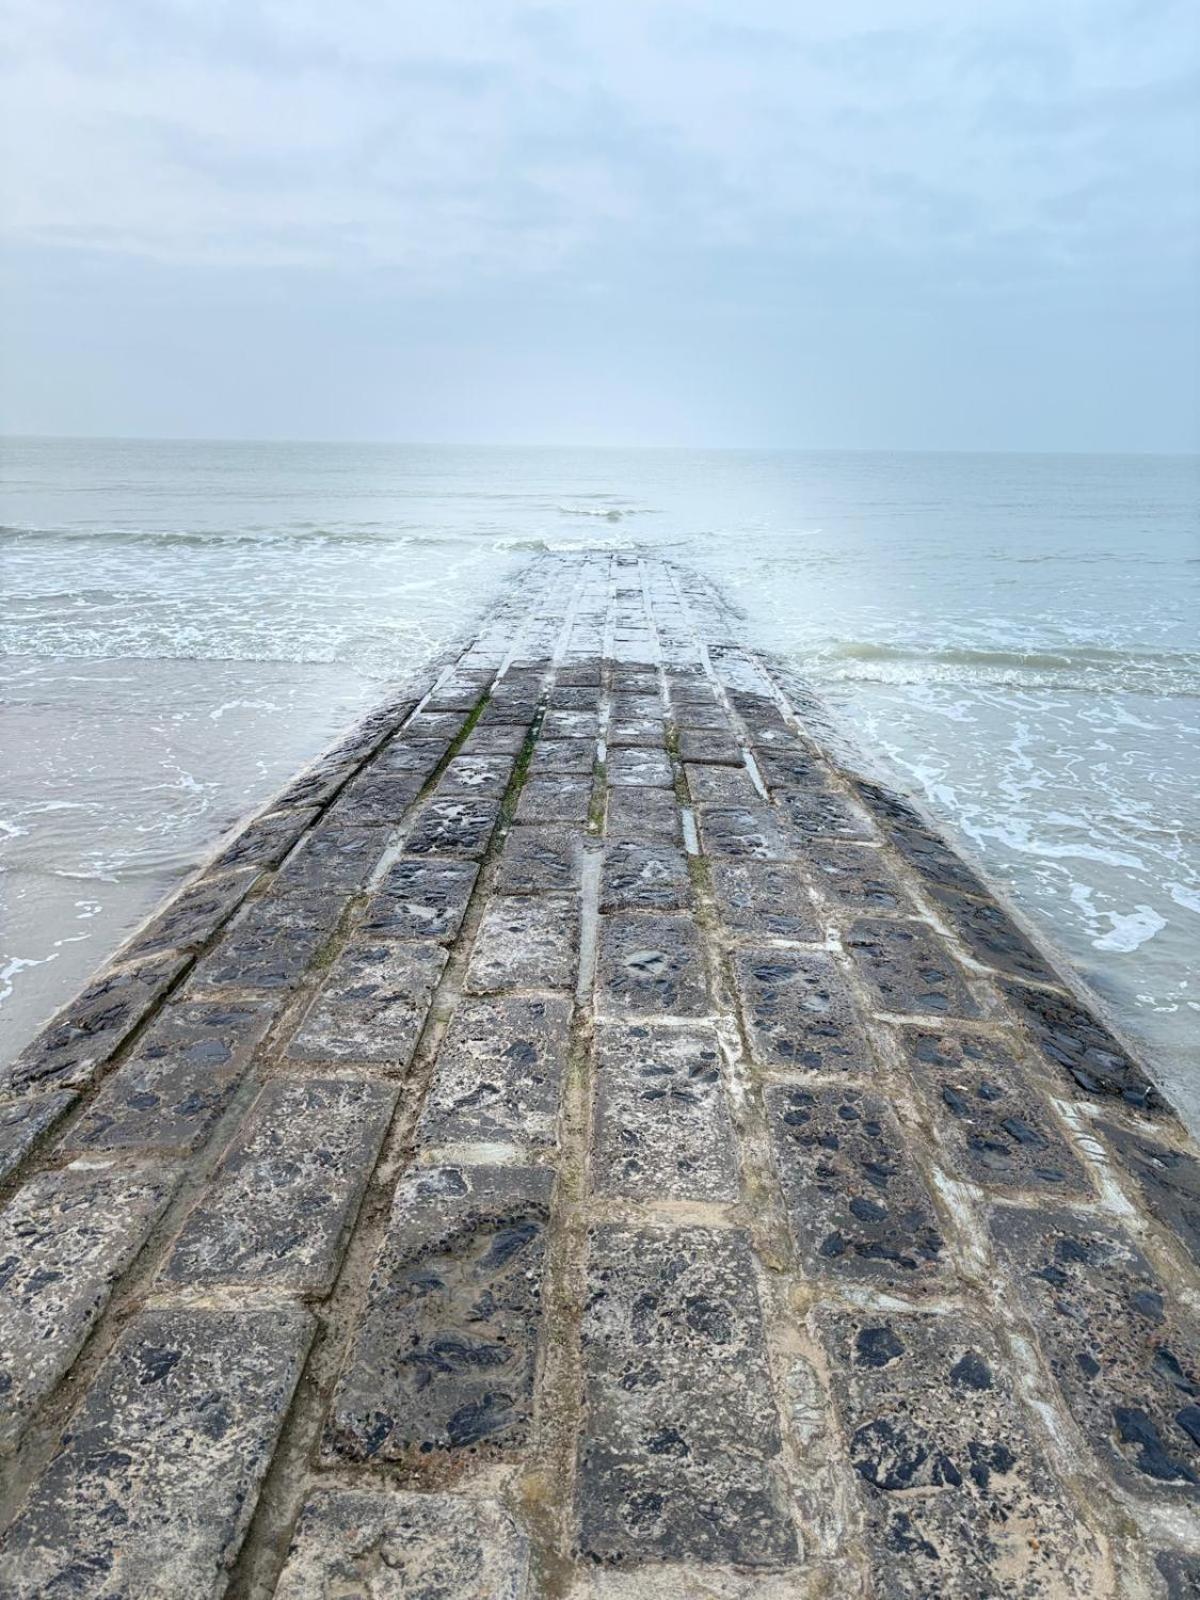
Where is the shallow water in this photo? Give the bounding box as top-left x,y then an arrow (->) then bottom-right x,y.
2,440 -> 1197,1122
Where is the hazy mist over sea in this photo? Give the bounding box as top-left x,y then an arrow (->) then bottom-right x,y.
2,438 -> 1197,1120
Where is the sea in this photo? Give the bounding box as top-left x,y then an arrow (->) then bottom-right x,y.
2,440 -> 1197,1125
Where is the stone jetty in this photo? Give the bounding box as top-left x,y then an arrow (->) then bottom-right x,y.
1,553 -> 1198,1598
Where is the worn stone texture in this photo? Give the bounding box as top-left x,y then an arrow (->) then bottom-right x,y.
516,774 -> 593,825
329,771 -> 425,828
272,822 -> 388,895
607,747 -> 674,789
496,826 -> 584,894
1001,978 -> 1165,1113
326,1165 -> 553,1462
465,895 -> 581,993
597,913 -> 709,1019
0,1163 -> 177,1449
161,1075 -> 397,1293
683,764 -> 759,806
65,998 -> 276,1154
577,1225 -> 796,1566
211,806 -> 319,873
0,1305 -> 313,1599
844,916 -> 982,1019
1097,1119 -> 1200,1268
593,1023 -> 738,1201
0,1090 -> 76,1183
275,1489 -> 531,1600
405,796 -> 502,858
122,868 -> 259,961
605,786 -> 681,844
418,994 -> 571,1151
799,840 -> 913,915
822,1309 -> 1106,1597
600,842 -> 692,914
191,891 -> 344,991
735,948 -> 871,1073
361,857 -> 480,943
696,803 -> 797,861
710,859 -> 820,942
288,940 -> 447,1066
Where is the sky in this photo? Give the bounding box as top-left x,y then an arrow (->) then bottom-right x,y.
1,0 -> 1198,450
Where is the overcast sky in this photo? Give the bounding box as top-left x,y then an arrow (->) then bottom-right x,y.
2,0 -> 1197,449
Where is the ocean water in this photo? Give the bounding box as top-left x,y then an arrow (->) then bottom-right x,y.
2,439 -> 1198,1123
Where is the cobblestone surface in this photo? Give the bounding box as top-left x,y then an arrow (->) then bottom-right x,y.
1,553 -> 1196,1597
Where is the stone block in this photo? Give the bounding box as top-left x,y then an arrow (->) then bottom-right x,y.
607,748 -> 673,789
66,999 -> 276,1154
465,896 -> 580,993
683,764 -> 758,806
597,913 -> 708,1019
405,796 -> 501,858
734,949 -> 870,1073
0,1092 -> 76,1183
376,736 -> 453,775
435,753 -> 515,797
361,857 -> 479,943
600,842 -> 692,913
122,868 -> 258,960
1001,979 -> 1164,1113
326,771 -> 424,828
754,748 -> 830,793
0,1164 -> 176,1450
777,789 -> 875,842
462,723 -> 528,756
543,709 -> 601,739
530,739 -> 596,775
677,728 -> 741,765
325,1165 -> 553,1461
992,1205 -> 1200,1500
711,860 -> 819,941
211,806 -> 318,872
418,995 -> 571,1151
1097,1119 -> 1200,1268
496,826 -> 584,894
845,917 -> 981,1018
593,1023 -> 738,1201
516,774 -> 592,825
275,1489 -> 531,1600
0,1305 -> 313,1598
576,1224 -> 796,1565
161,1075 -> 396,1293
799,840 -> 912,915
406,710 -> 469,742
605,787 -> 680,844
190,892 -> 343,991
696,804 -> 797,860
767,1084 -> 945,1287
923,884 -> 1061,986
822,1309 -> 1104,1598
288,940 -> 446,1066
607,716 -> 665,748
611,694 -> 661,723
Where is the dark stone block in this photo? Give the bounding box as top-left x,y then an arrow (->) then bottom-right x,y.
325,771 -> 424,828
683,764 -> 758,806
1002,980 -> 1164,1113
376,735 -> 454,775
272,822 -> 387,896
515,775 -> 592,825
405,796 -> 502,858
65,999 -> 276,1154
799,840 -> 912,914
211,806 -> 319,872
1098,1120 -> 1200,1269
822,1309 -> 1104,1598
696,804 -> 797,860
549,686 -> 601,710
597,913 -> 708,1018
845,917 -> 981,1018
406,710 -> 469,742
555,662 -> 603,688
754,748 -> 830,792
288,940 -> 446,1066
361,857 -> 479,943
462,723 -> 528,756
711,860 -> 819,941
529,739 -> 596,775
607,747 -> 674,789
768,1084 -> 945,1287
465,896 -> 580,993
1155,1551 -> 1200,1598
925,884 -> 1061,986
0,1305 -> 313,1597
902,1028 -> 1089,1195
495,826 -> 584,895
677,728 -> 741,765
607,715 -> 666,748
162,1075 -> 397,1293
855,781 -> 993,900
122,869 -> 258,960
1,951 -> 189,1097
576,1225 -> 796,1565
600,842 -> 692,913
542,709 -> 601,739
593,1022 -> 738,1201
611,693 -> 661,723
734,949 -> 870,1072
191,892 -> 343,990
432,754 -> 514,798
325,1165 -> 552,1461
0,1091 -> 76,1183
605,787 -> 680,844
777,788 -> 875,842
418,995 -> 571,1150
992,1206 -> 1200,1500
672,701 -> 730,731
272,757 -> 356,811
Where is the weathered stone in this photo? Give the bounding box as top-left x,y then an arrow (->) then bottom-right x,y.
607,747 -> 673,789
854,781 -> 993,900
1,951 -> 189,1097
530,738 -> 596,775
376,735 -> 455,774
275,1489 -> 531,1600
600,842 -> 692,913
325,1165 -> 552,1461
544,709 -> 601,739
361,857 -> 479,942
550,686 -> 601,710
677,728 -> 741,765
605,786 -> 680,844
768,1084 -> 945,1287
0,1091 -> 76,1182
902,1028 -> 1089,1195
479,696 -> 539,726
594,1023 -> 738,1201
796,843 -> 908,919
923,884 -> 1061,986
711,860 -> 819,941
516,774 -> 592,825
273,758 -> 356,811
423,674 -> 492,712
327,771 -> 424,828
611,693 -> 661,723
1155,1550 -> 1200,1598
0,1304 -> 313,1598
122,868 -> 258,960
845,917 -> 981,1018
435,753 -> 515,797
418,995 -> 571,1150
288,940 -> 447,1066
462,722 -> 528,756
734,949 -> 871,1073
496,825 -> 584,894
753,747 -> 830,793
325,698 -> 418,763
1098,1120 -> 1200,1268
683,763 -> 758,806
577,1225 -> 796,1565
777,788 -> 875,842
1001,979 -> 1164,1113
211,806 -> 319,872
465,896 -> 580,993
274,823 -> 388,896
607,715 -> 665,748
696,803 -> 796,860
597,913 -> 708,1018
992,1206 -> 1200,1500
162,1075 -> 396,1293
556,662 -> 603,688
822,1309 -> 1104,1598
672,700 -> 730,731
190,892 -> 343,990
65,999 -> 276,1154
406,710 -> 469,742
0,1164 -> 176,1449
405,796 -> 501,858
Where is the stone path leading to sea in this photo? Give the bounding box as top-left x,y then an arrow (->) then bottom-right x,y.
1,553 -> 1199,1598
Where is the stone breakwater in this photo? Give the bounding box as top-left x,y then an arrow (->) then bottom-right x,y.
0,553 -> 1198,1599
